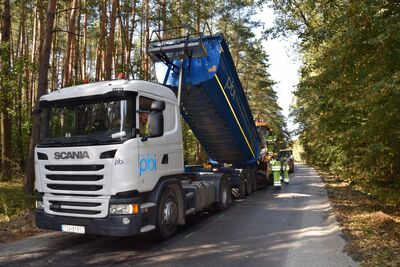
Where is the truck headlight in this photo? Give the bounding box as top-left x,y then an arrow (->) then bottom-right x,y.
36,200 -> 44,210
109,204 -> 139,215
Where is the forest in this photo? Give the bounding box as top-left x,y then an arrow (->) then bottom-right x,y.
0,0 -> 287,193
3,0 -> 398,201
271,0 -> 400,202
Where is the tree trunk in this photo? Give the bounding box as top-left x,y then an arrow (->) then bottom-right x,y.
24,0 -> 57,193
195,141 -> 201,164
104,0 -> 118,80
82,0 -> 87,80
95,0 -> 107,81
161,0 -> 166,37
125,0 -> 136,78
139,2 -> 144,79
157,0 -> 161,34
29,3 -> 39,110
1,0 -> 12,181
143,0 -> 149,80
16,0 -> 26,169
51,13 -> 59,91
196,1 -> 201,33
62,0 -> 78,87
31,0 -> 45,107
74,7 -> 81,83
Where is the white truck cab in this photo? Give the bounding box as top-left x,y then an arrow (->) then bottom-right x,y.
35,80 -> 204,237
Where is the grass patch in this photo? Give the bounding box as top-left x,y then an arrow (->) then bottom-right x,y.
319,170 -> 400,267
0,179 -> 35,223
0,180 -> 44,243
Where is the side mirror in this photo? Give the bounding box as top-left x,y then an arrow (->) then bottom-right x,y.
150,100 -> 165,112
147,100 -> 165,138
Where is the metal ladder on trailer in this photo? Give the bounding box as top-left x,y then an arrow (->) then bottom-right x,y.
147,28 -> 208,70
147,28 -> 209,108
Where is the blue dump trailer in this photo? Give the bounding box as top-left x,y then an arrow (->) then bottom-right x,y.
149,33 -> 261,169
148,31 -> 270,198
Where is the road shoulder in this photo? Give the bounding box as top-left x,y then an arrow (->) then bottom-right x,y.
318,168 -> 400,266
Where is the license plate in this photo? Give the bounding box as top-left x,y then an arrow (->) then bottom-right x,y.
61,224 -> 85,234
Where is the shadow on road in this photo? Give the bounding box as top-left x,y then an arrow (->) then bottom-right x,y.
1,164 -> 356,267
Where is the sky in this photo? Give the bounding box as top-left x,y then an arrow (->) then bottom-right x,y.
253,6 -> 301,134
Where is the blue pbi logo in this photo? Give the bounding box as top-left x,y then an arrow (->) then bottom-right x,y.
139,154 -> 157,176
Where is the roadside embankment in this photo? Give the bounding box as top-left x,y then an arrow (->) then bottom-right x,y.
318,170 -> 400,266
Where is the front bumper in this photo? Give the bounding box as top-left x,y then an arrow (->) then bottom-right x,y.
35,209 -> 143,237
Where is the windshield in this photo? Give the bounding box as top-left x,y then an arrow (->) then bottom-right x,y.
279,150 -> 293,158
39,97 -> 134,146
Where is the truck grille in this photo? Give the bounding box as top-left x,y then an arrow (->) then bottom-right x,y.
41,162 -> 110,217
45,165 -> 104,171
47,184 -> 103,191
49,202 -> 102,215
49,200 -> 101,207
44,195 -> 109,218
46,174 -> 103,181
42,164 -> 107,195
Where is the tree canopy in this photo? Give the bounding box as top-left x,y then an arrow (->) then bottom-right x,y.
270,0 -> 400,192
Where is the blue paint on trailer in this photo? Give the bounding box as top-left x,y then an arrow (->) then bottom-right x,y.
153,34 -> 260,168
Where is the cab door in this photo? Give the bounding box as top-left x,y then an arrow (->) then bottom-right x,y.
136,94 -> 169,192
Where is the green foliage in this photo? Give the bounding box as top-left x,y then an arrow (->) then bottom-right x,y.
271,0 -> 400,186
0,0 -> 288,180
182,119 -> 208,164
0,180 -> 35,222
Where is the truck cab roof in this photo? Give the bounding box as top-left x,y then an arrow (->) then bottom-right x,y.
39,80 -> 177,103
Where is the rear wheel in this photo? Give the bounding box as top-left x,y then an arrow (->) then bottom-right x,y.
238,176 -> 246,199
156,187 -> 179,240
246,173 -> 252,195
252,173 -> 257,192
214,180 -> 230,211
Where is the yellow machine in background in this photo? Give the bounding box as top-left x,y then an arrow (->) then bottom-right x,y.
256,121 -> 276,179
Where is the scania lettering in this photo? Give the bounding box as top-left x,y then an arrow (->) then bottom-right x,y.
35,31 -> 272,239
54,151 -> 90,160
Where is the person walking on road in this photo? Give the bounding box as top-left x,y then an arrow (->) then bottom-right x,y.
282,156 -> 290,184
271,153 -> 282,190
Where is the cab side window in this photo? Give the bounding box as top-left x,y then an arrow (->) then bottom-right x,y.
139,96 -> 154,137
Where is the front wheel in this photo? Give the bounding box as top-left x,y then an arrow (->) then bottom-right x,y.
156,187 -> 179,240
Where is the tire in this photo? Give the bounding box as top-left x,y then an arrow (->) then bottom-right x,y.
252,174 -> 257,192
156,187 -> 179,240
238,176 -> 246,199
214,180 -> 230,211
246,174 -> 252,195
267,174 -> 273,186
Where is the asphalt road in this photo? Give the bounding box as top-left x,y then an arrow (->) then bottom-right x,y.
0,164 -> 357,267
